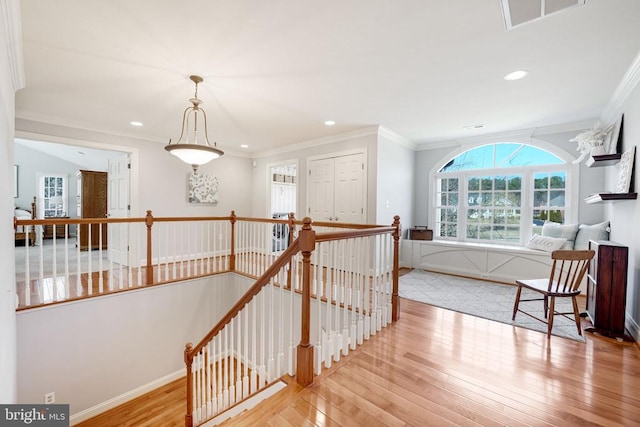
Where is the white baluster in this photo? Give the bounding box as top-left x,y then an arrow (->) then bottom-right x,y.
259,290 -> 266,388
243,308 -> 249,398
211,338 -> 218,415
288,256 -> 296,376
314,245 -> 323,375
277,269 -> 285,377
235,311 -> 242,403
126,223 -> 133,287
63,226 -> 70,299
216,333 -> 223,410
87,223 -> 93,294
76,226 -> 82,296
228,319 -> 236,406
24,226 -> 31,307
98,224 -> 104,293
324,241 -> 333,369
267,279 -> 275,382
250,298 -> 257,393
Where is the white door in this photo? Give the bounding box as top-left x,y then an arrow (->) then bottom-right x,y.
334,153 -> 365,224
108,153 -> 130,265
307,152 -> 366,224
308,157 -> 335,221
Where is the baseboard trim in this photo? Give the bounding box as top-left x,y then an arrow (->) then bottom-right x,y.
626,313 -> 640,343
69,369 -> 184,425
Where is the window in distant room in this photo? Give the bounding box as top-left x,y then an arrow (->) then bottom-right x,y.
434,143 -> 570,245
40,174 -> 67,217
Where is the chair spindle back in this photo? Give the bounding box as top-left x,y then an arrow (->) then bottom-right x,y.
547,250 -> 595,293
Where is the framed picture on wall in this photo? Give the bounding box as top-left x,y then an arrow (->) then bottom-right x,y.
13,165 -> 18,198
188,172 -> 219,204
615,146 -> 635,193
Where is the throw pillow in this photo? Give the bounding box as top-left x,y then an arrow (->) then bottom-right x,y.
541,221 -> 579,250
574,221 -> 610,250
526,234 -> 568,253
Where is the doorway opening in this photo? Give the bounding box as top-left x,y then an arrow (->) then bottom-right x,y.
269,162 -> 297,252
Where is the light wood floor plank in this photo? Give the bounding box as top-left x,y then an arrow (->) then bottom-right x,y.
75,297 -> 640,426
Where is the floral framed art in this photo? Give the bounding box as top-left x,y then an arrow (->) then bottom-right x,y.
615,145 -> 635,194
188,172 -> 219,204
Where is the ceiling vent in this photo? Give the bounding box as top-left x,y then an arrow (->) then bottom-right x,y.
501,0 -> 587,30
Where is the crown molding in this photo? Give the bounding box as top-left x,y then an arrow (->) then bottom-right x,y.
601,49 -> 640,124
414,119 -> 598,152
253,125 -> 380,158
415,128 -> 535,151
377,125 -> 417,151
1,0 -> 25,91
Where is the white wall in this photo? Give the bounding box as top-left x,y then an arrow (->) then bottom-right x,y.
1,0 -> 23,404
16,273 -> 251,421
16,119 -> 253,218
603,77 -> 640,339
376,132 -> 414,234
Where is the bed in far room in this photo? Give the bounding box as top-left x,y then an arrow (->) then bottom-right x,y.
14,196 -> 36,246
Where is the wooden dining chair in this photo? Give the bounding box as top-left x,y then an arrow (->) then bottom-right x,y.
512,249 -> 595,337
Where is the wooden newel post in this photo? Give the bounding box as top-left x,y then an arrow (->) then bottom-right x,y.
145,210 -> 154,285
392,215 -> 401,322
296,217 -> 315,387
184,342 -> 193,427
230,211 -> 236,271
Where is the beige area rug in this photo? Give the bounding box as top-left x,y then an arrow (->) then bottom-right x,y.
399,269 -> 586,342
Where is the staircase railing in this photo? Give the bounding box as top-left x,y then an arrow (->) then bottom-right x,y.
14,212 -> 237,308
183,216 -> 401,427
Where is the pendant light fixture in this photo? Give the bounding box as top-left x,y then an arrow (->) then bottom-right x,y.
164,75 -> 224,173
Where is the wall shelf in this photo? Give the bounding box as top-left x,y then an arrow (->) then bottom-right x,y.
585,153 -> 622,167
585,192 -> 637,204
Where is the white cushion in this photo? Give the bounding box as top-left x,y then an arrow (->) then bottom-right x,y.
541,221 -> 579,250
14,209 -> 31,218
574,221 -> 610,250
526,234 -> 567,253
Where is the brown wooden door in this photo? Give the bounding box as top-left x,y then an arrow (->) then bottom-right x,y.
78,170 -> 108,251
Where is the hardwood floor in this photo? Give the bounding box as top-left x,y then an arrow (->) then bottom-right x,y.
76,295 -> 640,426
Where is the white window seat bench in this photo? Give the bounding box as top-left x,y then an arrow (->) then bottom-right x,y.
401,239 -> 555,285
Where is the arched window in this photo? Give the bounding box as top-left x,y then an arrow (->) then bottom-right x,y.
434,143 -> 572,245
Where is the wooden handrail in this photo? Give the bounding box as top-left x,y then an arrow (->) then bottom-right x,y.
314,226 -> 396,243
15,217 -> 148,226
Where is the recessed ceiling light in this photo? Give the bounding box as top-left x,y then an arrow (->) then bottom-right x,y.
240,144 -> 249,148
130,121 -> 144,127
324,120 -> 336,126
504,70 -> 529,81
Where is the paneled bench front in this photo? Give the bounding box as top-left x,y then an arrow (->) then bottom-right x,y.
402,240 -> 554,285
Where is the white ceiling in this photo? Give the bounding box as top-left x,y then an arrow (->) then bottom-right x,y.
15,0 -> 640,155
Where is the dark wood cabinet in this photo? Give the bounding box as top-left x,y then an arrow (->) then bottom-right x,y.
586,240 -> 629,339
77,170 -> 108,251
